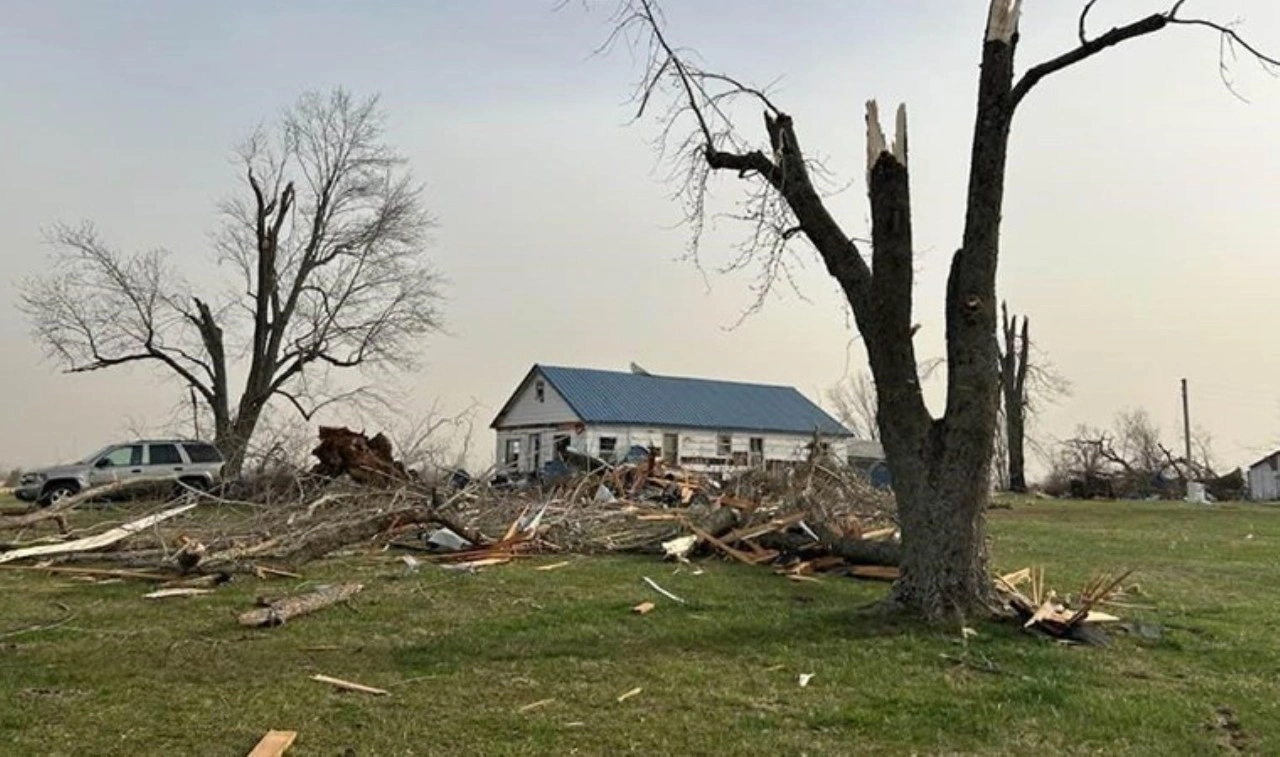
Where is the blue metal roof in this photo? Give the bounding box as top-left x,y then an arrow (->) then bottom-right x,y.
524,365 -> 852,437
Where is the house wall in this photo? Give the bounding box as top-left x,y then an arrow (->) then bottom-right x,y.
578,426 -> 852,473
1248,458 -> 1280,500
498,372 -> 579,428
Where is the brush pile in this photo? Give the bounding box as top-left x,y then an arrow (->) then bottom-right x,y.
0,428 -> 901,582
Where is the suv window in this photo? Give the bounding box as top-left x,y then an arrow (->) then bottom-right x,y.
147,444 -> 183,466
182,443 -> 222,464
99,445 -> 142,467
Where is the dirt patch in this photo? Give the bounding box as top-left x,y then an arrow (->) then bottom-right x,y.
1206,706 -> 1257,753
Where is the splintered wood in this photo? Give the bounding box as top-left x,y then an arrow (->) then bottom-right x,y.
995,566 -> 1133,644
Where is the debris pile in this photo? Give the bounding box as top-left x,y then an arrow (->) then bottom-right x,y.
310,426 -> 411,486
995,566 -> 1132,645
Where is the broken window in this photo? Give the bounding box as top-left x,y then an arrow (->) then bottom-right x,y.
599,437 -> 617,462
535,380 -> 546,403
749,437 -> 764,466
716,434 -> 732,457
503,439 -> 520,466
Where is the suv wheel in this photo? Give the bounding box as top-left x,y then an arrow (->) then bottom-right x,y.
41,484 -> 77,508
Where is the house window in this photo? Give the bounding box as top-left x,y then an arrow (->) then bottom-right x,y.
716,434 -> 732,458
749,437 -> 764,466
504,439 -> 520,466
553,434 -> 570,459
535,380 -> 546,403
599,437 -> 617,462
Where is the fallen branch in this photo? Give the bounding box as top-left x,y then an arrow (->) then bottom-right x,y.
237,582 -> 363,627
0,478 -> 175,535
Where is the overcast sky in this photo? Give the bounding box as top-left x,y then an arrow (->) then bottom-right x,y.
2,1 -> 1278,475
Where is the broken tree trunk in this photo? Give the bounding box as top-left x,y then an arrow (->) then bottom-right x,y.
237,582 -> 364,627
206,506 -> 438,569
755,531 -> 902,567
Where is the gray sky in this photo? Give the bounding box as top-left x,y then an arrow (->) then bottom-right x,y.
2,1 -> 1278,475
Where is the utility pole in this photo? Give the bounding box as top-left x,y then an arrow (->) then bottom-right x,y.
1181,378 -> 1192,468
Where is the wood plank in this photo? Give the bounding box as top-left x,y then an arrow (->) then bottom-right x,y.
143,588 -> 214,600
247,730 -> 297,757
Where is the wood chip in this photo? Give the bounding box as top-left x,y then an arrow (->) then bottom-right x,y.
310,674 -> 388,696
247,729 -> 297,757
798,673 -> 814,688
534,561 -> 571,572
616,686 -> 643,703
632,601 -> 655,615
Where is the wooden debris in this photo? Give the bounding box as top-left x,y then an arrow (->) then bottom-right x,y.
247,730 -> 297,757
238,583 -> 363,628
642,576 -> 687,604
518,698 -> 555,713
631,601 -> 655,615
849,565 -> 900,581
143,588 -> 214,600
0,565 -> 175,582
994,566 -> 1134,644
616,687 -> 643,703
534,560 -> 571,572
310,674 -> 388,696
0,478 -> 174,535
0,502 -> 198,565
798,673 -> 814,688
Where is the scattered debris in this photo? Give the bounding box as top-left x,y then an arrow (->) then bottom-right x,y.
310,674 -> 388,696
518,698 -> 555,713
616,687 -> 643,703
0,502 -> 198,565
995,567 -> 1132,645
143,588 -> 214,600
238,583 -> 364,628
798,673 -> 814,688
642,576 -> 687,605
247,730 -> 298,757
534,561 -> 571,572
631,601 -> 655,615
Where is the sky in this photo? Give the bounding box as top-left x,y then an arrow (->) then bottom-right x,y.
1,0 -> 1278,476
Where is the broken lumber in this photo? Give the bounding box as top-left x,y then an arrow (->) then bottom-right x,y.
309,673 -> 388,696
247,730 -> 297,757
0,478 -> 175,535
0,502 -> 199,565
237,582 -> 363,627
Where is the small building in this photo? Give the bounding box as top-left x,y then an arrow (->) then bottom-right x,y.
1247,451 -> 1280,501
489,364 -> 868,477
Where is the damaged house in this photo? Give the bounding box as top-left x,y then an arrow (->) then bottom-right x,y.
491,364 -> 880,477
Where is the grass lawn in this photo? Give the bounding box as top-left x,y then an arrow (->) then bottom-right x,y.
2,497 -> 1278,755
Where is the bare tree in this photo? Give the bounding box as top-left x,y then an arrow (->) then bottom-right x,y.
20,89 -> 444,477
605,0 -> 1275,618
998,302 -> 1070,493
826,371 -> 880,442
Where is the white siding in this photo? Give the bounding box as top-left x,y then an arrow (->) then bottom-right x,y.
496,372 -> 580,428
1249,459 -> 1280,501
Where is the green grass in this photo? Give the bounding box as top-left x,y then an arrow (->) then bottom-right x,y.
2,498 -> 1279,755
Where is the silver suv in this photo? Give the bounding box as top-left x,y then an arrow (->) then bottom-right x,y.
15,439 -> 225,506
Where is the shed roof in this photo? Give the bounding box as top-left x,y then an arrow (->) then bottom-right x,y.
492,364 -> 853,437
